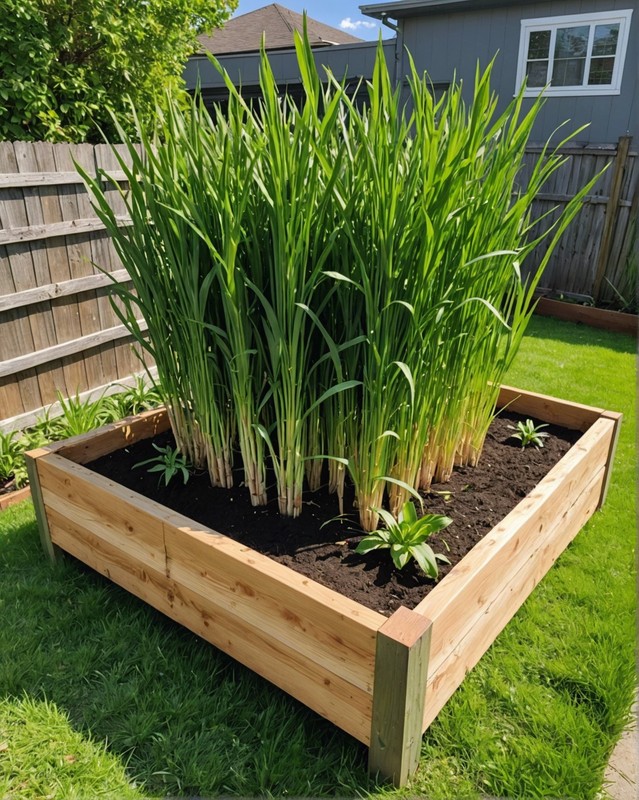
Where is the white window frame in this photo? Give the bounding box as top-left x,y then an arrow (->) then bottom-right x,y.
515,9 -> 633,97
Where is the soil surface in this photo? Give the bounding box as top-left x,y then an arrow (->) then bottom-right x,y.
0,478 -> 17,497
88,412 -> 581,616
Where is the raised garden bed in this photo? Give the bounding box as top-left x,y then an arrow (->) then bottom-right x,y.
25,385 -> 621,787
0,484 -> 31,511
534,297 -> 637,336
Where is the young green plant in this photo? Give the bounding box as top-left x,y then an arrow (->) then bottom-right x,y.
509,419 -> 550,448
355,501 -> 452,578
134,443 -> 191,487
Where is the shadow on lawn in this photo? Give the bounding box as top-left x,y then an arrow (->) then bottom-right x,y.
0,507 -> 370,797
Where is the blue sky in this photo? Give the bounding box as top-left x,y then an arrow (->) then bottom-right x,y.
232,1 -> 387,41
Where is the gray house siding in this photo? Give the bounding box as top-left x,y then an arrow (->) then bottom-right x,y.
397,0 -> 637,144
184,40 -> 395,102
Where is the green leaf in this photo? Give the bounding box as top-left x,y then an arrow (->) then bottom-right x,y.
355,535 -> 388,554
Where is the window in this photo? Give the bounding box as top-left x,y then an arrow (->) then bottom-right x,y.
515,10 -> 633,97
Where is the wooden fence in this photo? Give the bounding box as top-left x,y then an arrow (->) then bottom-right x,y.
521,135 -> 637,303
0,141 -> 151,433
1,137 -> 636,432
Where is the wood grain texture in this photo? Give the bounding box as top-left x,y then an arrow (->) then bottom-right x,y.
24,451 -> 61,562
0,270 -> 129,313
497,385 -> 604,431
0,171 -> 129,188
47,508 -> 374,743
421,464 -> 606,731
598,411 -> 623,508
414,417 -> 614,674
0,217 -> 130,245
40,406 -> 170,463
534,298 -> 637,336
40,456 -> 167,572
164,521 -> 382,692
0,320 -> 148,378
593,135 -> 632,301
0,485 -> 31,511
369,608 -> 432,786
0,141 -> 152,426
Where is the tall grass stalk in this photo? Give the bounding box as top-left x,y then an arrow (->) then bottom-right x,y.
82,32 -> 599,530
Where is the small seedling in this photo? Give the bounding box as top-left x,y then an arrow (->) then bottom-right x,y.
509,418 -> 549,448
134,443 -> 190,486
355,501 -> 452,579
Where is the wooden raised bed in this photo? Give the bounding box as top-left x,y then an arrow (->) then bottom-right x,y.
25,385 -> 621,787
534,297 -> 637,336
0,485 -> 31,512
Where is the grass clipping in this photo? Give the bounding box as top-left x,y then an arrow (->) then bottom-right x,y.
81,33 -> 600,531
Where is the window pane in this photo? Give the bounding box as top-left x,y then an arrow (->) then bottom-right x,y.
552,57 -> 586,86
528,30 -> 551,59
526,60 -> 549,87
554,26 -> 589,58
589,57 -> 615,85
592,24 -> 619,56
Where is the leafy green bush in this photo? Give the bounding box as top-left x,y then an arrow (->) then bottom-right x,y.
0,0 -> 235,142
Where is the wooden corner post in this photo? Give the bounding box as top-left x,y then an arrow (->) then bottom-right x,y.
24,450 -> 62,563
368,606 -> 432,787
598,411 -> 623,508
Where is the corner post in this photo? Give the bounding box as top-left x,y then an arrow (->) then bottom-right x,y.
24,449 -> 62,563
368,606 -> 432,787
598,411 -> 623,508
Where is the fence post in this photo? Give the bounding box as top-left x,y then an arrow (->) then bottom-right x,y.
592,134 -> 632,302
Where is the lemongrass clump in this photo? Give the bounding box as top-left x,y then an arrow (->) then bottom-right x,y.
82,30 -> 600,531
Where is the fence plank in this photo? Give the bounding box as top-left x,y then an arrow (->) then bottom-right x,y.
0,320 -> 148,379
0,217 -> 132,245
0,143 -> 42,412
0,170 -> 129,188
0,269 -> 130,313
33,141 -> 88,396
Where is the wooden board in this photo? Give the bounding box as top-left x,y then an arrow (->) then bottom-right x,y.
39,456 -> 167,572
497,385 -> 603,431
38,449 -> 383,744
421,463 -> 606,730
0,485 -> 31,511
534,298 -> 637,336
29,406 -> 170,464
47,507 -> 374,743
369,608 -> 432,784
164,522 -> 381,692
414,416 -> 614,677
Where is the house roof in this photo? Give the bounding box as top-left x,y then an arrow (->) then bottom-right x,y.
198,3 -> 363,55
360,0 -> 554,20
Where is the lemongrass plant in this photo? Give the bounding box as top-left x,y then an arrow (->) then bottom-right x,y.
81,31 -> 599,531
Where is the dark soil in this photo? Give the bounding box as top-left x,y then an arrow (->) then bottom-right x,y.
87,412 -> 581,616
0,477 -> 19,497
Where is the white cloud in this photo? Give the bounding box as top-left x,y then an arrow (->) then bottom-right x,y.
340,17 -> 378,31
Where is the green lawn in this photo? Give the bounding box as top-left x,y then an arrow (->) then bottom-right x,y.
0,316 -> 635,799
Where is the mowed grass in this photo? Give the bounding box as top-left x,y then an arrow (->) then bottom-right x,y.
0,315 -> 635,799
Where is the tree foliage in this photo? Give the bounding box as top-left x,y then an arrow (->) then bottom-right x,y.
0,0 -> 236,142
